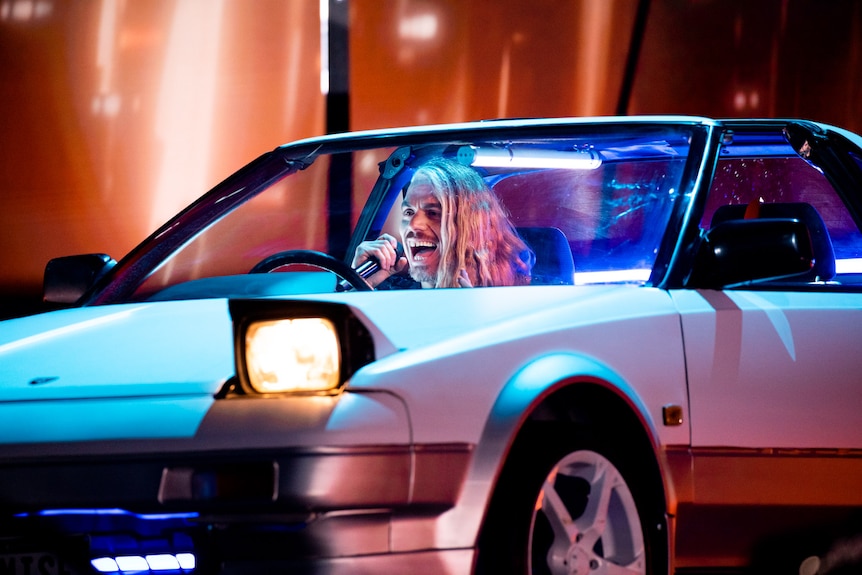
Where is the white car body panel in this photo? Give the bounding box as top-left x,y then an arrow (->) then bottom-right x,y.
674,289 -> 862,449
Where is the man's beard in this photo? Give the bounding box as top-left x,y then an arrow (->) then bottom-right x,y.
408,265 -> 436,286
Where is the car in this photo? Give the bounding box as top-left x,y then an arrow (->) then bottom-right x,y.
2,115 -> 862,575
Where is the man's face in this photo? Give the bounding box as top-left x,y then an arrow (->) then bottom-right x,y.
400,176 -> 443,286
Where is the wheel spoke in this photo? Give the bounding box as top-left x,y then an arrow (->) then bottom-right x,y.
573,457 -> 615,548
541,474 -> 577,541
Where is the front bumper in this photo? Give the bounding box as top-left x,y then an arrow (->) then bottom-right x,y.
0,443 -> 472,513
0,442 -> 473,574
0,388 -> 474,573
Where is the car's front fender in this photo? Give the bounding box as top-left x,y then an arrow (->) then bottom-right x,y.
395,351 -> 670,553
476,351 -> 660,481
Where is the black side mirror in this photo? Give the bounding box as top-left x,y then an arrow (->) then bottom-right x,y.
43,254 -> 116,305
688,218 -> 815,288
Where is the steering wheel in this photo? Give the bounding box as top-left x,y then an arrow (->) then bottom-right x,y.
248,249 -> 372,291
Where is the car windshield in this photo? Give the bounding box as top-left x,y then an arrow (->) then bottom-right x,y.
110,124 -> 697,303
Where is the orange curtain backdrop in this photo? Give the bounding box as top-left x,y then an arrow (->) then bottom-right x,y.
0,0 -> 323,293
1,0 -> 860,303
349,0 -> 637,130
630,0 -> 862,127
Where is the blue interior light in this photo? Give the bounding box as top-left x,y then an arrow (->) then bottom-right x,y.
145,554 -> 181,570
91,557 -> 119,573
90,552 -> 196,573
176,554 -> 196,570
116,556 -> 150,571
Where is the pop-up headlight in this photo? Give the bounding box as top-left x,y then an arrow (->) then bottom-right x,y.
230,300 -> 375,395
245,317 -> 340,393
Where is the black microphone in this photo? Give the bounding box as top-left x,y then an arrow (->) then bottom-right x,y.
339,243 -> 404,291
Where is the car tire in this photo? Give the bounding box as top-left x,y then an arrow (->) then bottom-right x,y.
477,421 -> 665,575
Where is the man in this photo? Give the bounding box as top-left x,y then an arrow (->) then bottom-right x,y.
352,158 -> 533,289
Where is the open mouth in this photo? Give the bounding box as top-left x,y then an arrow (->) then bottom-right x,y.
407,239 -> 438,262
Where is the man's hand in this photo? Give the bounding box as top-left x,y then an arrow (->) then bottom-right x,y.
351,234 -> 407,288
457,268 -> 473,288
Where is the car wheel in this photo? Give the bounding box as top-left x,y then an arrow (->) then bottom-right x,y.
478,424 -> 663,575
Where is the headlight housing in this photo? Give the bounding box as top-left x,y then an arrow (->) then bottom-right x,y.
230,300 -> 375,395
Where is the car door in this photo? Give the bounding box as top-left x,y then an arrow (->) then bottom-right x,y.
678,141 -> 862,497
676,287 -> 862,453
668,139 -> 862,568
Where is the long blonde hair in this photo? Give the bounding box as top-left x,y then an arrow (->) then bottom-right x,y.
413,158 -> 533,288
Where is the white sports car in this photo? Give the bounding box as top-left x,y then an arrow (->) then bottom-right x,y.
2,117 -> 862,575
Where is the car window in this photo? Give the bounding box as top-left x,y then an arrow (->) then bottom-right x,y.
490,159 -> 686,284
131,150 -> 386,301
700,139 -> 862,286
373,132 -> 693,287
378,158 -> 687,286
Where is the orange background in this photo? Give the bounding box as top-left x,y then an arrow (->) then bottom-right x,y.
1,0 -> 860,314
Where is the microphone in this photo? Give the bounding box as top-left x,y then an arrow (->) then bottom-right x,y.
339,243 -> 405,291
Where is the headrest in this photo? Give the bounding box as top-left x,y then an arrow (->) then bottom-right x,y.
517,227 -> 575,285
710,202 -> 835,281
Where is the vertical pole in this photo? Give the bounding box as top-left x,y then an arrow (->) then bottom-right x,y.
325,0 -> 352,259
616,0 -> 651,116
326,0 -> 350,135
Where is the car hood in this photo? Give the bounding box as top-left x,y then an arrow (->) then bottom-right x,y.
0,298 -> 234,403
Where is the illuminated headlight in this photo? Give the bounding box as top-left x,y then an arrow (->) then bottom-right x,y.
231,300 -> 376,396
246,317 -> 340,393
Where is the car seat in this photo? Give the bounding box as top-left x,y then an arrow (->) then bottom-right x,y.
517,227 -> 575,285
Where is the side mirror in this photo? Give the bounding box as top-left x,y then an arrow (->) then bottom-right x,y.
43,253 -> 116,305
689,218 -> 815,288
